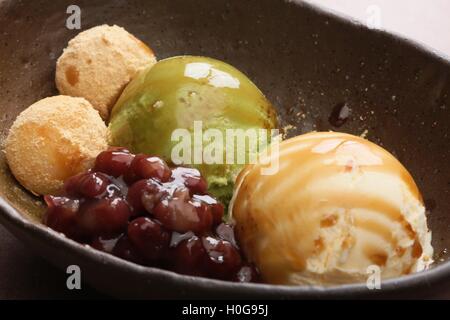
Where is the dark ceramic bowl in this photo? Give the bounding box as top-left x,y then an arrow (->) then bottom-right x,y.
0,0 -> 449,299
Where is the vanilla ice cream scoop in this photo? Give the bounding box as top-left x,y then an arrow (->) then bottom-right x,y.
230,132 -> 433,285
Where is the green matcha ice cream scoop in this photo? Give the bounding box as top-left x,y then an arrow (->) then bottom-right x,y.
108,56 -> 278,205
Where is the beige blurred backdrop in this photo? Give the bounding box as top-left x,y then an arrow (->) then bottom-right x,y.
304,0 -> 450,56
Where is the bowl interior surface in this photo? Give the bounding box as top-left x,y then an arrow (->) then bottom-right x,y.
0,0 -> 449,298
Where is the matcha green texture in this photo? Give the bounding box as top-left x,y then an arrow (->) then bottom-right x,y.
108,56 -> 278,205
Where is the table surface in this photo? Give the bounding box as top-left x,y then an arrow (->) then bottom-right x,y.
1,0 -> 449,299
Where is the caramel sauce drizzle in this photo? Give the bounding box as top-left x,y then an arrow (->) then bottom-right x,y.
248,133 -> 420,206
364,245 -> 388,267
232,132 -> 425,276
320,214 -> 338,228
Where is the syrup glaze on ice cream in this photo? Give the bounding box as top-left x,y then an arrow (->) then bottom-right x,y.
231,132 -> 433,285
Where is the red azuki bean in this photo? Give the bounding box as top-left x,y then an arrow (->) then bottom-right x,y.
63,172 -> 111,198
170,236 -> 207,276
125,154 -> 171,183
44,196 -> 83,240
172,167 -> 208,194
126,179 -> 167,214
127,217 -> 170,263
211,202 -> 225,225
94,148 -> 135,178
44,147 -> 257,282
112,235 -> 143,264
202,236 -> 242,279
193,194 -> 224,225
184,175 -> 208,195
78,197 -> 131,238
153,187 -> 213,234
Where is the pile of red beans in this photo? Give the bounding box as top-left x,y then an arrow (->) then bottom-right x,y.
44,147 -> 259,282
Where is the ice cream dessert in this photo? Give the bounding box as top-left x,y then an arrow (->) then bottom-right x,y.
2,22 -> 435,286
4,96 -> 108,195
56,25 -> 157,119
108,56 -> 278,205
230,132 -> 433,285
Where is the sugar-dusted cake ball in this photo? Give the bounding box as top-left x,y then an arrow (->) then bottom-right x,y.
5,96 -> 108,195
56,25 -> 157,120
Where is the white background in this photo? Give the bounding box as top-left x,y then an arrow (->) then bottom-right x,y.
305,0 -> 450,56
